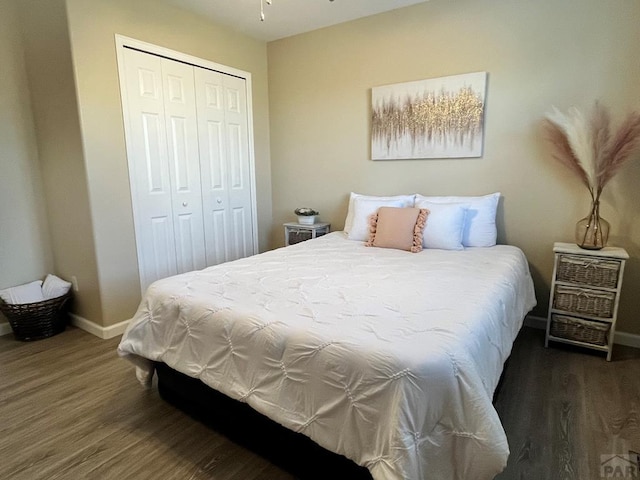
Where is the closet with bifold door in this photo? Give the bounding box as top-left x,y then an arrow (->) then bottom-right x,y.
119,43 -> 257,293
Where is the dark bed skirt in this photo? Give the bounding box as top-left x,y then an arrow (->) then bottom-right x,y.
154,362 -> 372,480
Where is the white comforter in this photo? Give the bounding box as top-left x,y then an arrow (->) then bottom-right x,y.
118,232 -> 536,480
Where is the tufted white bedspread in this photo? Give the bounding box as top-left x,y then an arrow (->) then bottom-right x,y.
118,232 -> 536,480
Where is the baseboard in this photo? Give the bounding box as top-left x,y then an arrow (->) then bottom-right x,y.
6,312 -> 638,348
524,314 -> 640,349
0,321 -> 12,337
524,315 -> 547,330
2,316 -> 130,340
69,313 -> 130,340
614,331 -> 640,349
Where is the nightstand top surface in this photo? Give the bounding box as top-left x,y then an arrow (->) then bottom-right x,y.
284,222 -> 330,228
553,242 -> 629,259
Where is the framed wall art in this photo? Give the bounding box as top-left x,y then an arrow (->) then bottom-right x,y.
371,72 -> 487,160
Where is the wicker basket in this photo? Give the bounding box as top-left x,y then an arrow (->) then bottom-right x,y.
556,254 -> 620,289
550,314 -> 609,346
553,285 -> 615,318
287,229 -> 312,245
0,292 -> 71,341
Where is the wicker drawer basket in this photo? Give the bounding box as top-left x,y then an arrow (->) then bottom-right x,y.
550,314 -> 609,346
556,254 -> 620,289
287,229 -> 312,245
553,285 -> 615,318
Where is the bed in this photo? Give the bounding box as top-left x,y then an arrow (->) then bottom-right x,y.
118,231 -> 536,479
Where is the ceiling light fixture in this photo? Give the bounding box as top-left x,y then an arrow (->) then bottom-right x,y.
260,0 -> 271,21
260,0 -> 334,22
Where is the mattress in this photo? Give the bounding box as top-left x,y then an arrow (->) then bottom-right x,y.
118,232 -> 536,479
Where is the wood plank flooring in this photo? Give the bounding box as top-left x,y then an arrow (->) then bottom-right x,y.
493,329 -> 640,480
0,326 -> 638,479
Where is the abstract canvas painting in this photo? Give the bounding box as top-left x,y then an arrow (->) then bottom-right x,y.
371,72 -> 487,160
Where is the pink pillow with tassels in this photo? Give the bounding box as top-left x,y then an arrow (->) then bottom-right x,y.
365,207 -> 429,253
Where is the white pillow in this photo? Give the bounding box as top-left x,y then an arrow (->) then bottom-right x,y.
0,280 -> 45,305
415,200 -> 467,250
42,274 -> 72,300
415,192 -> 500,247
347,197 -> 406,241
344,193 -> 415,234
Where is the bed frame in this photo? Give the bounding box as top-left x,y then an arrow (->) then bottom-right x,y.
155,359 -> 510,478
155,362 -> 373,479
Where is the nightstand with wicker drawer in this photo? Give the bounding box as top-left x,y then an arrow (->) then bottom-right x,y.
545,242 -> 628,361
284,222 -> 330,246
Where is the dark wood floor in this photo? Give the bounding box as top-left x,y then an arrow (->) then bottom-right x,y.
0,326 -> 638,479
494,329 -> 640,480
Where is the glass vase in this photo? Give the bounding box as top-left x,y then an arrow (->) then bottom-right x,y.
575,200 -> 609,250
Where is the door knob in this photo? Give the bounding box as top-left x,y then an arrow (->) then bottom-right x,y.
182,202 -> 188,207
216,198 -> 222,204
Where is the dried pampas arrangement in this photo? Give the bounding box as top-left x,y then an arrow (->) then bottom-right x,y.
542,102 -> 640,248
543,102 -> 640,200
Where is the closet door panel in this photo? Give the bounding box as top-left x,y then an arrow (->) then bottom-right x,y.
209,210 -> 229,265
150,216 -> 175,280
120,42 -> 257,294
175,212 -> 199,272
195,68 -> 232,265
227,123 -> 243,189
161,59 -> 207,274
223,75 -> 254,257
205,120 -> 225,191
123,48 -> 178,289
231,207 -> 251,261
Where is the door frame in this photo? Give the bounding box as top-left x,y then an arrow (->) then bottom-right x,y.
115,35 -> 260,295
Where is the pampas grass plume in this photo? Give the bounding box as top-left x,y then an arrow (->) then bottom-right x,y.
598,111 -> 640,192
543,102 -> 640,201
541,118 -> 591,190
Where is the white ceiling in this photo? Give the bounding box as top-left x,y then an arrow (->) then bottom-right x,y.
167,0 -> 428,42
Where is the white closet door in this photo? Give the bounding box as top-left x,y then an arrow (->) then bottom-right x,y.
195,69 -> 254,264
222,75 -> 254,261
123,49 -> 178,289
161,58 -> 207,275
123,49 -> 207,291
120,40 -> 258,294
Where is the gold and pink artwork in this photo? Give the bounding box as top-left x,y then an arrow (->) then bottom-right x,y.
372,72 -> 487,160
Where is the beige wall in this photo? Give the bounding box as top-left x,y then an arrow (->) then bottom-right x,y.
267,0 -> 640,334
17,0 -> 103,324
0,0 -> 53,322
4,0 -> 639,337
65,0 -> 272,327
